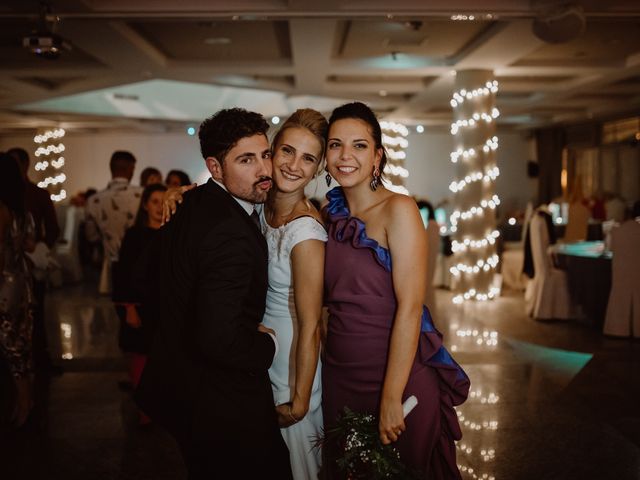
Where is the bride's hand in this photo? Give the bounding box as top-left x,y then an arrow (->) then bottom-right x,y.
162,183 -> 196,224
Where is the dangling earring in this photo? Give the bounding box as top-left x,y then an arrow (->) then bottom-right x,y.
370,165 -> 381,191
325,169 -> 332,187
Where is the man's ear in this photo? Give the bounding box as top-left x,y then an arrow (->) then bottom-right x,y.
205,157 -> 223,181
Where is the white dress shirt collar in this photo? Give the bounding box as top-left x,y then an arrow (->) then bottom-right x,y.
212,178 -> 255,216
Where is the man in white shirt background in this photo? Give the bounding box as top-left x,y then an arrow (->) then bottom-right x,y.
85,151 -> 142,294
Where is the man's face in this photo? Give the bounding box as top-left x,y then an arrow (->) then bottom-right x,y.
206,134 -> 273,204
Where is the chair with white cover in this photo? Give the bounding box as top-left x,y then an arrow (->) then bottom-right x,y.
501,202 -> 533,290
605,197 -> 625,223
564,202 -> 590,243
53,204 -> 84,284
524,213 -> 574,319
603,220 -> 640,337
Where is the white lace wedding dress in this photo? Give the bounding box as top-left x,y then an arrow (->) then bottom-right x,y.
261,211 -> 327,480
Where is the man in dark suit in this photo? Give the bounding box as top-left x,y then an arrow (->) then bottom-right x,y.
135,108 -> 292,479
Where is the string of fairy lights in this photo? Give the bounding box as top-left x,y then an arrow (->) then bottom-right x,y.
34,128 -> 67,202
449,75 -> 501,303
380,121 -> 410,195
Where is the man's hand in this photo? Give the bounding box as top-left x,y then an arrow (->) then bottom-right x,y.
257,324 -> 275,336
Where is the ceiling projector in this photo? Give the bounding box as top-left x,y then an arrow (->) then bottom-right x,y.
23,32 -> 70,59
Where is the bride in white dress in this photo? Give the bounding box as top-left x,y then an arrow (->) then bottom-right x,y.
164,109 -> 327,479
260,109 -> 327,480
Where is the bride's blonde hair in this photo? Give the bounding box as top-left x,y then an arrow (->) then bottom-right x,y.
272,109 -> 328,174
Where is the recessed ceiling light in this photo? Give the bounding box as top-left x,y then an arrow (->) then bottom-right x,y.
272,116 -> 280,125
204,37 -> 231,45
416,125 -> 425,133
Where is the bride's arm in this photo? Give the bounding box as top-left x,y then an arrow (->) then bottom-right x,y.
277,238 -> 325,427
379,195 -> 428,445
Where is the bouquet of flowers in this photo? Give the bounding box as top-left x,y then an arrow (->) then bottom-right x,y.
319,396 -> 421,479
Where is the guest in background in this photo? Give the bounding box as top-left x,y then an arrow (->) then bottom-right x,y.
8,147 -> 60,375
76,189 -> 103,268
85,151 -> 142,294
0,152 -> 36,428
112,183 -> 166,425
165,169 -> 191,188
7,148 -> 60,249
139,167 -> 163,187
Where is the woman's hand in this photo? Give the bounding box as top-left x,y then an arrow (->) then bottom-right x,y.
162,183 -> 196,224
378,397 -> 406,445
275,401 -> 308,428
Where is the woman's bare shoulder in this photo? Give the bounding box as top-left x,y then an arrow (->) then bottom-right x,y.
291,198 -> 324,226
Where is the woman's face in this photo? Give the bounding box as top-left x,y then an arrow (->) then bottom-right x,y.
145,173 -> 163,186
326,118 -> 381,189
272,127 -> 323,194
166,174 -> 182,189
144,191 -> 164,226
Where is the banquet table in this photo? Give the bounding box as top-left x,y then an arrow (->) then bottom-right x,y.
551,241 -> 612,329
499,221 -> 603,243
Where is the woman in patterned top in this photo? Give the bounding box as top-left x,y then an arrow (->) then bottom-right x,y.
0,152 -> 36,428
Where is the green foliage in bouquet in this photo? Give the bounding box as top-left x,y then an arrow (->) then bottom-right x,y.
319,407 -> 421,479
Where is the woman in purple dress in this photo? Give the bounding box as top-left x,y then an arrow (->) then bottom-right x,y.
322,102 -> 470,479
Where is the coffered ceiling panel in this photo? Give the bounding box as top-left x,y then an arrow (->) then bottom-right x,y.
515,20 -> 640,65
337,19 -> 490,59
130,20 -> 291,61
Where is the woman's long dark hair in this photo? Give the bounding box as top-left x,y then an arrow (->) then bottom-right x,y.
134,183 -> 167,227
0,152 -> 26,214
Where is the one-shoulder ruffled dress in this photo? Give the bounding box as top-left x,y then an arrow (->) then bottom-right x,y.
322,187 -> 470,479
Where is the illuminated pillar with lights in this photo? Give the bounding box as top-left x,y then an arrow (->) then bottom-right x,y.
449,70 -> 500,303
34,128 -> 67,202
380,121 -> 409,195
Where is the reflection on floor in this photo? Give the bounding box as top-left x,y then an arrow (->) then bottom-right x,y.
1,282 -> 639,479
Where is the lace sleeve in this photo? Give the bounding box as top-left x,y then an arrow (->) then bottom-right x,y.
285,216 -> 328,253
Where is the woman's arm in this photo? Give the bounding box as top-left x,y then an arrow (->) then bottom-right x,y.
276,237 -> 325,427
379,195 -> 428,445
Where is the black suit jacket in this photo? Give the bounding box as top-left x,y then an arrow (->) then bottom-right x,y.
135,180 -> 289,475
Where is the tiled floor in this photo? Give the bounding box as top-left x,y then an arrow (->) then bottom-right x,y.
1,281 -> 639,479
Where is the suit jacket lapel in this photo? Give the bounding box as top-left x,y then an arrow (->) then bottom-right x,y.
204,179 -> 267,256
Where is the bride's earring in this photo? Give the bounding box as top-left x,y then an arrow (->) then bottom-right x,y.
325,169 -> 332,187
370,165 -> 381,191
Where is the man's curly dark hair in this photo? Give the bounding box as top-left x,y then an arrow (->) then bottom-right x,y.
198,108 -> 269,163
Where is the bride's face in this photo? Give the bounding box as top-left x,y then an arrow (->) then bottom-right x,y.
272,127 -> 323,194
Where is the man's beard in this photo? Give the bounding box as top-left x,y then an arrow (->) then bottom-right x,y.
223,175 -> 272,204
